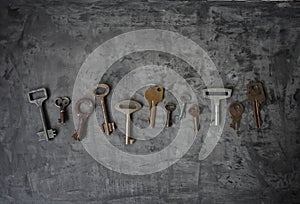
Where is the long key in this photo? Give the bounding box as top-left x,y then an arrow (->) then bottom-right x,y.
28,88 -> 56,141
115,100 -> 142,145
178,94 -> 191,120
165,103 -> 176,127
203,88 -> 232,126
144,85 -> 164,128
54,97 -> 70,124
188,104 -> 201,133
93,84 -> 116,135
247,82 -> 265,128
72,98 -> 93,141
229,102 -> 244,130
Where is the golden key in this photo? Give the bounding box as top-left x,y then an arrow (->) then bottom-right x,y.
93,84 -> 116,135
144,85 -> 164,128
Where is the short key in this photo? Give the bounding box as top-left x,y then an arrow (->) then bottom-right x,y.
28,88 -> 56,141
229,102 -> 244,130
93,84 -> 116,135
247,82 -> 265,128
115,100 -> 142,145
188,104 -> 201,133
72,98 -> 93,141
144,85 -> 164,128
165,103 -> 176,127
54,96 -> 70,124
178,94 -> 191,120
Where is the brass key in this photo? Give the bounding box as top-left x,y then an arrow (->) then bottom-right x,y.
247,82 -> 265,128
93,84 -> 116,135
115,100 -> 142,145
229,102 -> 244,130
144,85 -> 164,128
188,104 -> 201,133
165,103 -> 176,127
54,97 -> 70,124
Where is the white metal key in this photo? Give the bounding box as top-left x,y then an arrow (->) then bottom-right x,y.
28,88 -> 56,141
72,98 -> 94,141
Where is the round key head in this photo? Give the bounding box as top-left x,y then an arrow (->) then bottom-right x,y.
165,103 -> 176,112
115,100 -> 142,115
180,94 -> 191,103
144,85 -> 164,106
55,97 -> 70,109
74,98 -> 94,118
188,104 -> 201,117
93,83 -> 110,99
229,102 -> 244,117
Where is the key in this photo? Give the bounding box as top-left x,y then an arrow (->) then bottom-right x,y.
203,88 -> 232,126
28,88 -> 56,141
144,85 -> 164,128
165,103 -> 176,127
115,100 -> 142,145
188,104 -> 201,133
229,102 -> 244,130
93,84 -> 116,135
54,97 -> 70,124
178,94 -> 191,120
72,98 -> 94,141
247,82 -> 265,128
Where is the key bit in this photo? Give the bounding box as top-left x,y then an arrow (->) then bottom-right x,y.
54,96 -> 70,124
144,85 -> 164,128
94,83 -> 116,135
165,103 -> 176,127
229,102 -> 244,130
247,82 -> 265,128
189,104 -> 202,133
115,100 -> 142,145
203,88 -> 232,126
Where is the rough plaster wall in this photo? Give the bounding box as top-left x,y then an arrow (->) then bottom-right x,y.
0,1 -> 300,204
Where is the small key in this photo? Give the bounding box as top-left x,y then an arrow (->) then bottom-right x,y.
93,84 -> 116,135
247,82 -> 265,128
54,97 -> 70,124
115,100 -> 142,145
165,103 -> 176,127
28,88 -> 56,141
72,98 -> 94,141
144,85 -> 164,128
178,94 -> 191,120
203,88 -> 232,126
188,104 -> 201,133
229,102 -> 244,130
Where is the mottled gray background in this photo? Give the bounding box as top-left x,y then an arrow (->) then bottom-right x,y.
1,1 -> 300,204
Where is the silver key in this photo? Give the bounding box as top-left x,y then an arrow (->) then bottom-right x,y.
188,104 -> 201,133
178,94 -> 191,120
28,88 -> 56,141
203,88 -> 232,126
72,98 -> 94,141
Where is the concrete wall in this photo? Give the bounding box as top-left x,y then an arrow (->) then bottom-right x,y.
0,1 -> 299,203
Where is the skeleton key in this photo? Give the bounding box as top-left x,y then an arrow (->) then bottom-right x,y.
144,85 -> 164,128
247,82 -> 265,128
54,97 -> 70,124
188,104 -> 201,133
165,103 -> 176,127
93,84 -> 116,135
28,88 -> 56,141
72,98 -> 93,141
229,102 -> 244,130
115,100 -> 142,145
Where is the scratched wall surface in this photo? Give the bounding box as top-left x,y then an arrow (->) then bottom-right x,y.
0,1 -> 300,204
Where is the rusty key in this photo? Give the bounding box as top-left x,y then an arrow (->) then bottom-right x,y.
229,102 -> 244,130
54,97 -> 70,124
247,82 -> 265,128
93,84 -> 116,135
165,103 -> 176,127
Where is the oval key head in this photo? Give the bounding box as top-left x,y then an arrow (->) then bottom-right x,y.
144,85 -> 164,106
229,102 -> 244,117
188,104 -> 201,117
93,83 -> 110,99
115,100 -> 142,115
74,98 -> 94,118
165,103 -> 176,112
55,97 -> 70,109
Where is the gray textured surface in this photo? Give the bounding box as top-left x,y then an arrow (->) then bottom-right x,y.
1,1 -> 300,204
